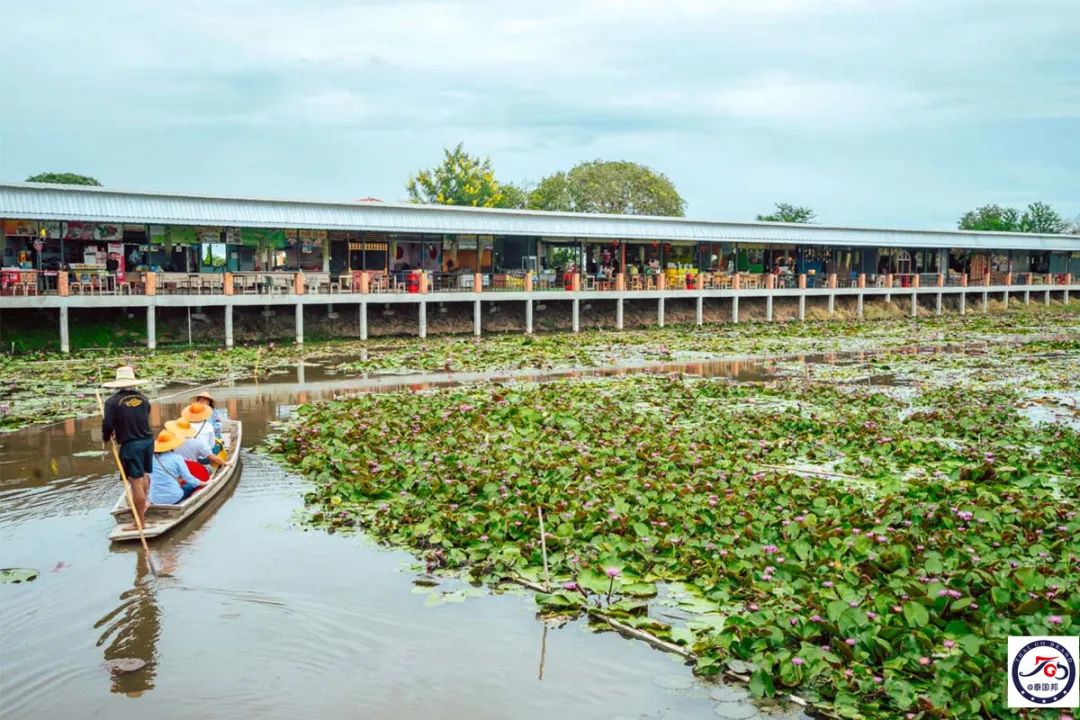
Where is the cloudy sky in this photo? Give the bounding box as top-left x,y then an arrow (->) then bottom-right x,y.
2,0 -> 1077,228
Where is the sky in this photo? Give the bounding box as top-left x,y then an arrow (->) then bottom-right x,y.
2,0 -> 1078,229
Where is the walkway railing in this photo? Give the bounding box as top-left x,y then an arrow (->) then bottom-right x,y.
3,269 -> 1077,298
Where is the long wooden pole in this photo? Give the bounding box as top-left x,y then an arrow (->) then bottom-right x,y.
537,507 -> 550,592
95,389 -> 156,575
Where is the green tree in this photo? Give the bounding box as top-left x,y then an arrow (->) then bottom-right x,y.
528,160 -> 685,216
1019,201 -> 1067,234
406,143 -> 504,207
25,172 -> 101,186
497,181 -> 531,210
957,204 -> 1021,231
756,203 -> 816,223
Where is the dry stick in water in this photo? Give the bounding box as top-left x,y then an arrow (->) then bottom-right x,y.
95,389 -> 156,576
537,507 -> 551,592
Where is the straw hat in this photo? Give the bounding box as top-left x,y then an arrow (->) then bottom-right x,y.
165,418 -> 198,438
180,402 -> 213,423
153,429 -> 185,453
102,366 -> 148,388
193,391 -> 216,407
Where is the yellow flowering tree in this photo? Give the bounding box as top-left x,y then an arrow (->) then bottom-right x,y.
406,143 -> 508,208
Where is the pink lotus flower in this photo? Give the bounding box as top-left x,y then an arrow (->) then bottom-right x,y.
1048,615 -> 1064,625
605,567 -> 621,578
791,657 -> 805,666
845,638 -> 857,646
943,639 -> 955,648
763,544 -> 779,554
918,657 -> 931,666
563,581 -> 578,591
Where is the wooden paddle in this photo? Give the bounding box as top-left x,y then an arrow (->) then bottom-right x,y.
95,388 -> 157,576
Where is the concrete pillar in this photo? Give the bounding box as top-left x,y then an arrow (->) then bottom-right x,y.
1003,290 -> 1009,308
856,293 -> 864,319
526,298 -> 534,334
884,273 -> 892,304
731,295 -> 740,323
474,299 -> 482,336
959,292 -> 966,315
572,298 -> 580,333
695,295 -> 704,325
658,297 -> 665,327
59,306 -> 70,353
982,291 -> 989,312
146,306 -> 156,350
225,304 -> 234,347
359,302 -> 368,340
418,301 -> 427,339
1044,288 -> 1051,305
911,292 -> 918,318
827,293 -> 835,316
798,295 -> 806,321
295,303 -> 304,344
935,293 -> 943,316
616,298 -> 624,330
766,295 -> 774,322
1024,289 -> 1030,305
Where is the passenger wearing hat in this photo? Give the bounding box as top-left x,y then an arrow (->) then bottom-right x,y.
192,391 -> 224,453
148,430 -> 206,505
102,366 -> 153,531
173,403 -> 225,470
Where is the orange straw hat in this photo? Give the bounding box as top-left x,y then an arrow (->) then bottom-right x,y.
180,402 -> 213,423
153,430 -> 185,453
165,418 -> 198,438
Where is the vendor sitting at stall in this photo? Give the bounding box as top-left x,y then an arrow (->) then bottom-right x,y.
148,429 -> 206,505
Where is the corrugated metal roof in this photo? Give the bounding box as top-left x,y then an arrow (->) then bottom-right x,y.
2,181 -> 1078,251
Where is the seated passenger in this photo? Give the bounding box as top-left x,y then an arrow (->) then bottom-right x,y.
148,430 -> 205,505
170,405 -> 226,471
192,392 -> 224,455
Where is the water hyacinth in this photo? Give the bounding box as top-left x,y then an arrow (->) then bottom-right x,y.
267,313 -> 1080,720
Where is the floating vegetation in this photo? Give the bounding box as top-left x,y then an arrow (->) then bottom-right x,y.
268,330 -> 1080,719
0,568 -> 39,584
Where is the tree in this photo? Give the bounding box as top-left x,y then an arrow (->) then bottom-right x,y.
497,182 -> 531,210
958,202 -> 1067,233
528,160 -> 685,216
1019,201 -> 1067,234
756,203 -> 816,223
406,143 -> 504,207
25,172 -> 101,186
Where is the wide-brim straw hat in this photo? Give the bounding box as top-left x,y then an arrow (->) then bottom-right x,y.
193,390 -> 216,407
154,429 -> 185,453
165,418 -> 198,439
103,365 -> 148,388
180,402 -> 213,423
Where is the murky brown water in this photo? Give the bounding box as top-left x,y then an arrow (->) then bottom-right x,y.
1,360 -> 817,720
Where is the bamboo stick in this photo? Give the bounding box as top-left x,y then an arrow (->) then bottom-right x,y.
537,507 -> 550,592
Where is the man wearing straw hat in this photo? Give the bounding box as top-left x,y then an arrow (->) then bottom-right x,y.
102,366 -> 153,531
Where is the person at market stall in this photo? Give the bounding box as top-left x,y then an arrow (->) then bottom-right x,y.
147,429 -> 206,505
171,403 -> 225,473
101,366 -> 154,532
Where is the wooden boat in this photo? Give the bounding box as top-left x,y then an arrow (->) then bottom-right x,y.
109,419 -> 243,542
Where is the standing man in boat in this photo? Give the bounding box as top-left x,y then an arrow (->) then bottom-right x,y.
102,366 -> 153,531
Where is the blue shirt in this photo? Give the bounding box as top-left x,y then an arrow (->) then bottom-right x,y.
148,451 -> 201,505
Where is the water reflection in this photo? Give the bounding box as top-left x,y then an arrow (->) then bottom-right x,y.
94,548 -> 171,697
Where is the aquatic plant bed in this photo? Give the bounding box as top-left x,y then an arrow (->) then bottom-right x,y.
268,345 -> 1080,719
3,301 -> 1078,431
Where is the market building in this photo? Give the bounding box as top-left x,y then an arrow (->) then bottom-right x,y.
1,181 -> 1078,351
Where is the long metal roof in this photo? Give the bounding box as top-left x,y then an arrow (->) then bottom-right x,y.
2,181 -> 1077,251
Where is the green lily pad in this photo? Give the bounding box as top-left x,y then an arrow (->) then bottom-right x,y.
0,568 -> 38,584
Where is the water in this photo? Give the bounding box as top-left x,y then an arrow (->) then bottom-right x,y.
1,361 -> 806,720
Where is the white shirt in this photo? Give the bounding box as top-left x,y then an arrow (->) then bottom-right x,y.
175,421 -> 215,462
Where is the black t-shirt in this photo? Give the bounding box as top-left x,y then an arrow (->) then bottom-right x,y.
102,389 -> 152,444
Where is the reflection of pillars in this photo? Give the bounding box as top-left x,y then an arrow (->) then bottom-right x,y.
359,302 -> 368,340
224,305 -> 234,348
935,293 -> 943,315
657,297 -> 665,327
60,306 -> 70,353
297,363 -> 306,384
526,298 -> 534,334
731,295 -> 739,323
615,298 -> 624,330
298,391 -> 308,404
227,398 -> 238,420
64,418 -> 76,437
798,294 -> 806,321
856,292 -> 864,319
418,301 -> 427,339
572,299 -> 580,332
766,295 -> 774,321
295,304 -> 304,345
473,299 -> 482,336
150,403 -> 162,427
146,306 -> 156,350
